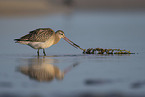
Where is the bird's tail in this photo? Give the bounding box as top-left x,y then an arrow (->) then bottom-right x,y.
14,39 -> 20,43
14,39 -> 20,41
14,39 -> 29,44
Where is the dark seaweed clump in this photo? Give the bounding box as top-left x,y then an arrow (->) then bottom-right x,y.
82,48 -> 135,54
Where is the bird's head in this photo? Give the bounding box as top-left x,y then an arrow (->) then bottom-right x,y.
56,30 -> 65,38
56,30 -> 81,49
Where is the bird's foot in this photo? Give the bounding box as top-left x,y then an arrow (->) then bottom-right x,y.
43,49 -> 46,56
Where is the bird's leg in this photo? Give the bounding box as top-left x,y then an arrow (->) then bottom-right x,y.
37,49 -> 40,56
43,49 -> 46,56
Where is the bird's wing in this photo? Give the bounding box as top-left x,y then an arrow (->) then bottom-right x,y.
19,28 -> 54,42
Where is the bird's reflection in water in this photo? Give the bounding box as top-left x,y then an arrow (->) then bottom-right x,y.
17,57 -> 79,82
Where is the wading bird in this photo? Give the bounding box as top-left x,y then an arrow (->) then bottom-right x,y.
14,28 -> 81,56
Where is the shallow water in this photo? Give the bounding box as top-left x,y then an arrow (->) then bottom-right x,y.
0,11 -> 145,97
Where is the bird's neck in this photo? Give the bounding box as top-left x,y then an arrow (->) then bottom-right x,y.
53,34 -> 61,45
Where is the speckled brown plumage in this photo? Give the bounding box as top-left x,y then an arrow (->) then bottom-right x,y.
18,28 -> 54,42
14,28 -> 80,56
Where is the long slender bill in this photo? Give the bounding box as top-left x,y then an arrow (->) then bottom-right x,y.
63,37 -> 84,50
63,37 -> 79,49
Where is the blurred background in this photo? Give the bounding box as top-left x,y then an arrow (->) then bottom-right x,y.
0,0 -> 145,97
1,0 -> 145,16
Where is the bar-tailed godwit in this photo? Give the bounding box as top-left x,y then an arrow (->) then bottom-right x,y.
14,28 -> 81,56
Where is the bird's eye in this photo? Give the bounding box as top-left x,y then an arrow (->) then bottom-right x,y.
60,33 -> 64,35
